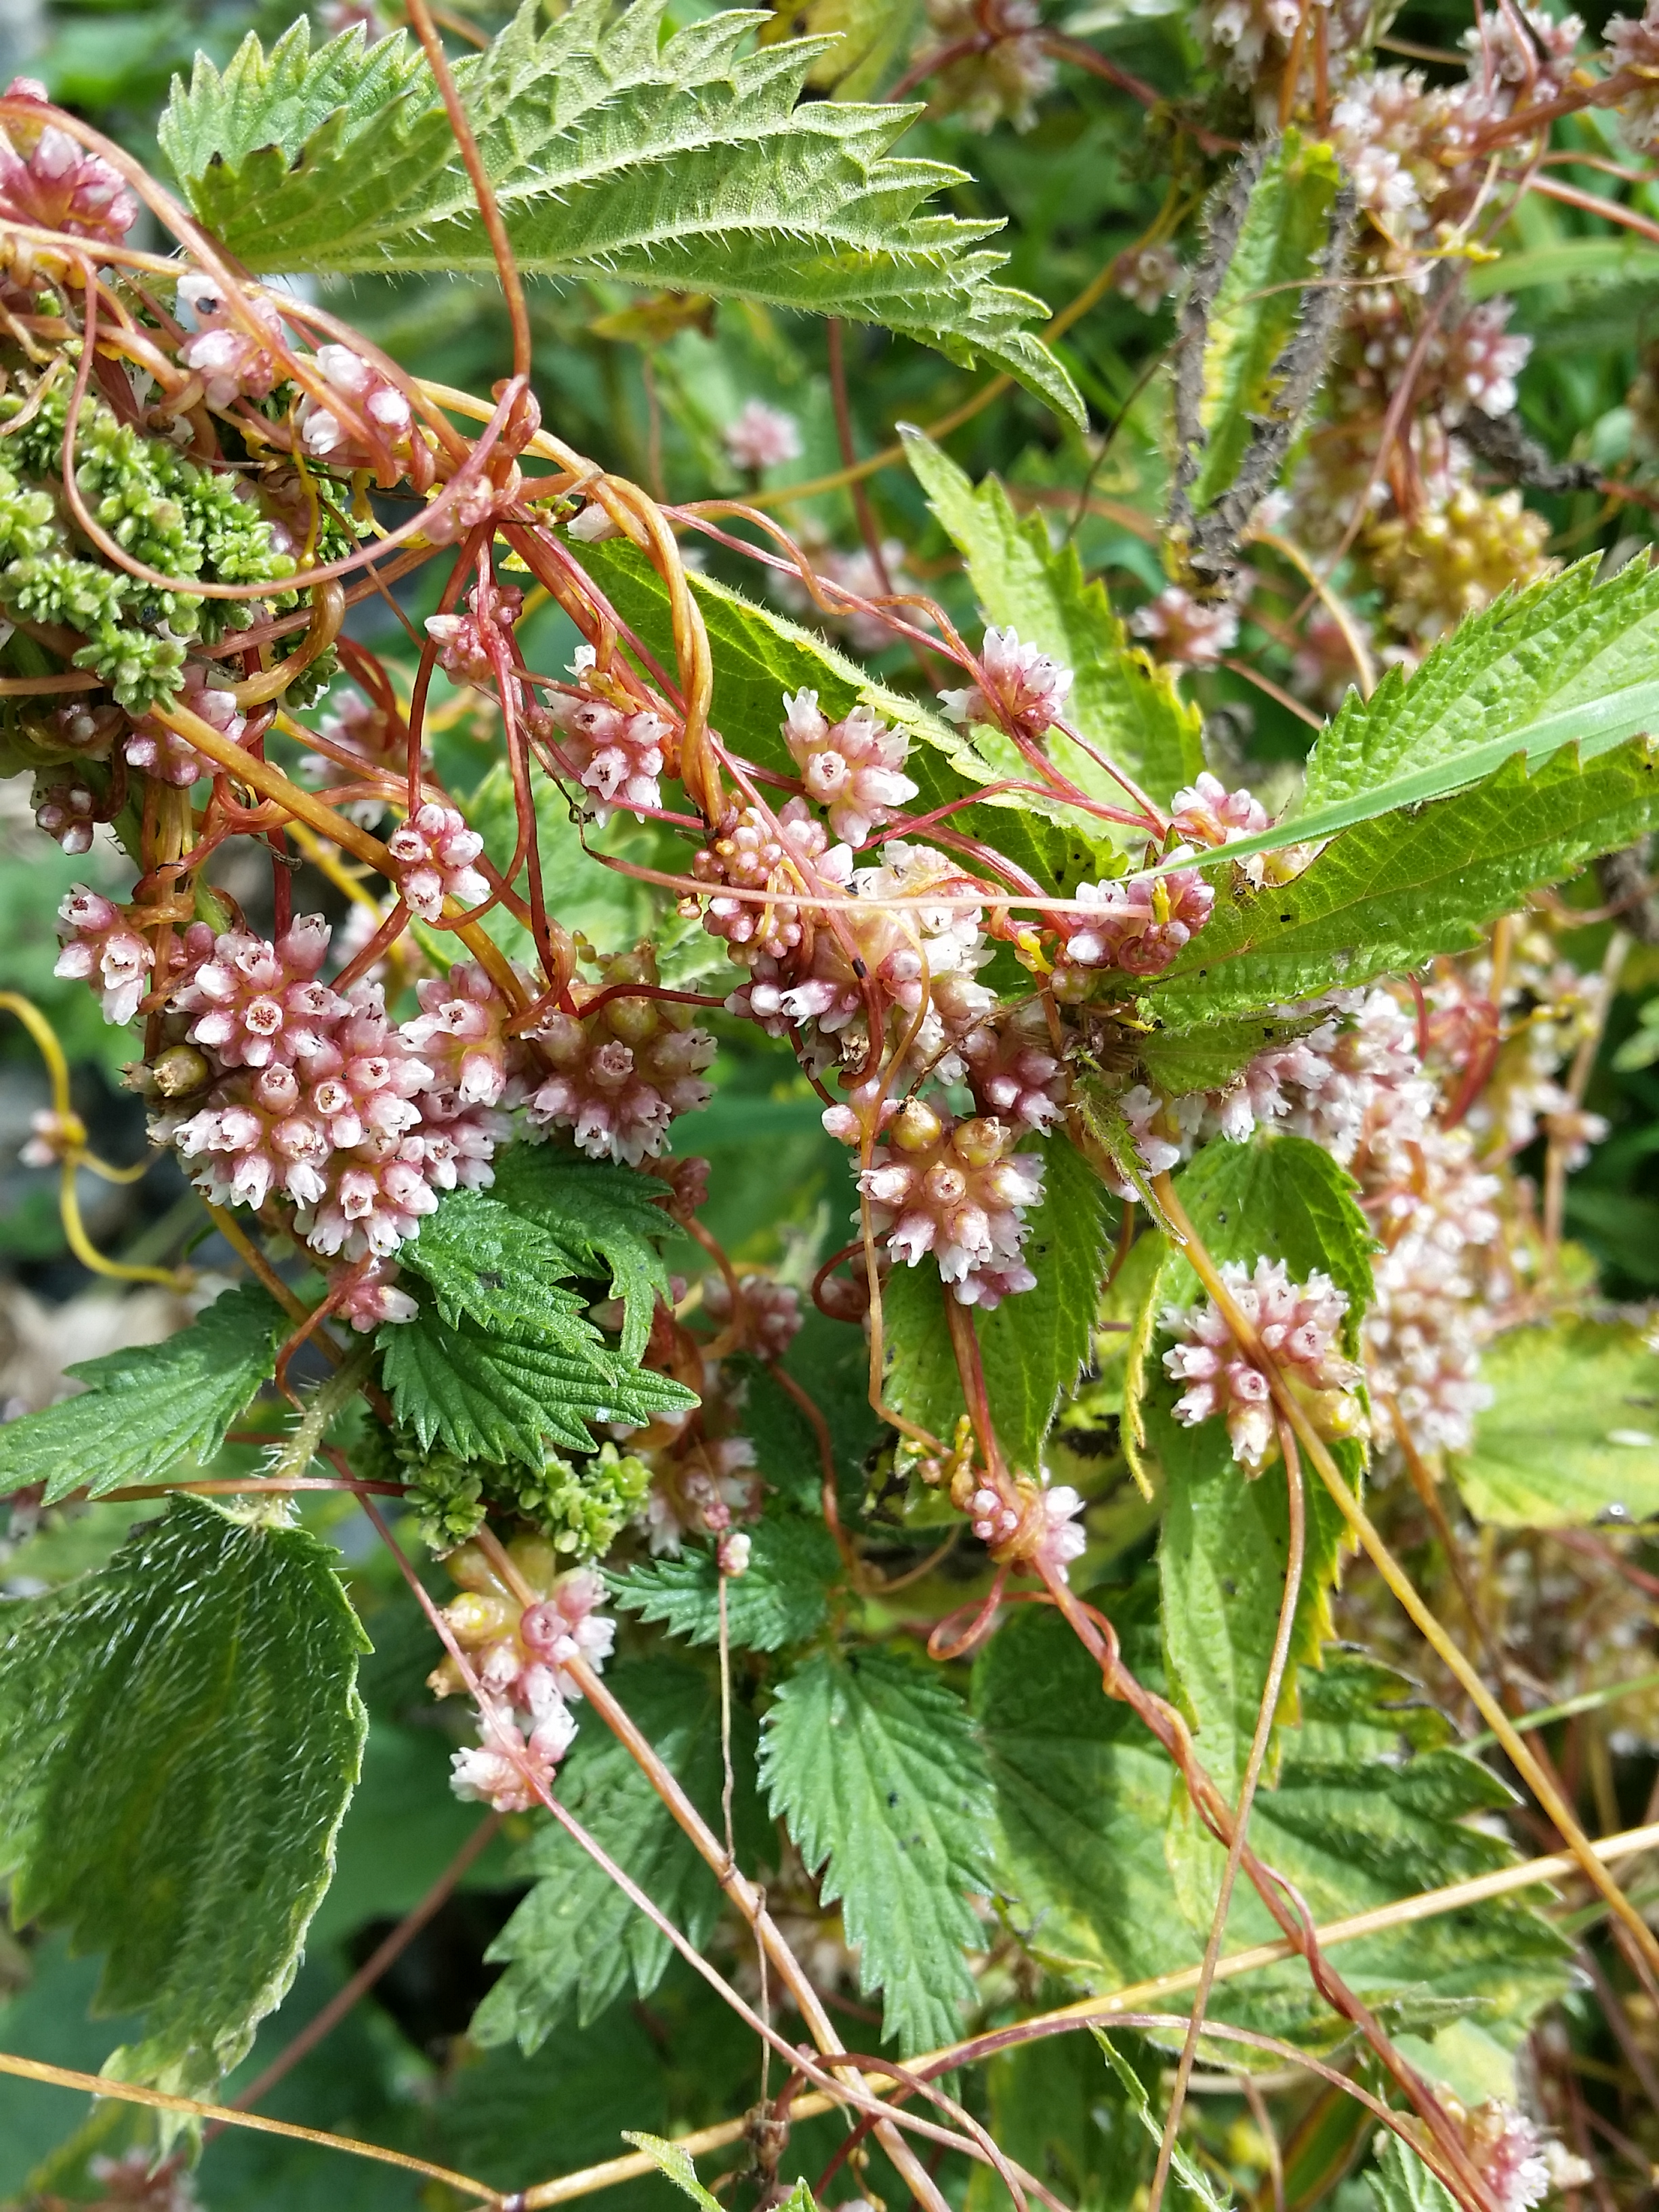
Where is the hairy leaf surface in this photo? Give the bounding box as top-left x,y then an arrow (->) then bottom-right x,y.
0,1285 -> 285,1505
1451,1318 -> 1659,1527
489,1144 -> 675,1362
1365,2135 -> 1458,2212
903,430 -> 1202,806
0,1496 -> 367,2098
399,1187 -> 598,1343
380,1295 -> 695,1462
474,1660 -> 765,2050
1145,741 -> 1659,1024
159,4 -> 1081,418
976,1594 -> 1569,2090
608,1511 -> 842,1650
762,1646 -> 994,2051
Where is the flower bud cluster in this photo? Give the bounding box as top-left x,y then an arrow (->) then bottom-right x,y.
123,660 -> 253,787
848,1099 -> 1044,1307
724,401 -> 802,472
299,344 -> 430,490
53,886 -> 155,1024
1162,1258 -> 1362,1475
386,801 -> 491,922
526,946 -> 714,1166
916,0 -> 1057,131
0,79 -> 136,247
1117,243 -> 1181,314
781,689 -> 918,848
939,626 -> 1073,741
702,1271 -> 805,1360
430,1538 -> 614,1813
1052,867 -> 1214,988
177,271 -> 287,411
1129,588 -> 1239,671
536,643 -> 668,822
425,578 -> 524,687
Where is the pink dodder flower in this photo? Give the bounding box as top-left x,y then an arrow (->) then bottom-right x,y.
939,626 -> 1072,741
0,79 -> 136,246
724,401 -> 802,471
781,689 -> 918,847
1162,1258 -> 1363,1475
53,886 -> 153,1025
853,1099 -> 1044,1307
535,645 -> 668,822
171,914 -> 341,1070
387,802 -> 491,922
1052,869 -> 1214,987
526,947 -> 714,1166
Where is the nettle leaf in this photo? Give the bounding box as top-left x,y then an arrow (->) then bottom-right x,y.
399,1187 -> 596,1343
761,1645 -> 994,2053
1146,1136 -> 1370,1792
160,3 -> 1081,420
1092,2032 -> 1230,2212
628,2131 -> 818,2212
0,1285 -> 285,1506
979,1132 -> 1115,1471
977,1596 -> 1570,2091
1145,741 -> 1659,1025
1365,2134 -> 1458,2212
609,1511 -> 842,1650
473,1660 -> 766,2051
490,1143 -> 674,1363
1183,130 -> 1345,516
903,429 -> 1202,808
1149,558 -> 1659,884
0,1496 -> 367,2099
380,1294 -> 695,1462
1451,1318 -> 1659,1528
883,1134 -> 1113,1471
1136,1011 -> 1325,1100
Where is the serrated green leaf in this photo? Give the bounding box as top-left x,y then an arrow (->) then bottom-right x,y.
979,1133 -> 1114,1471
0,1496 -> 367,2100
975,1595 -> 1569,2085
1188,131 -> 1343,514
623,2134 -> 726,2212
1136,1011 -> 1325,1099
881,1135 -> 1113,1470
609,1512 -> 841,1650
1450,1319 -> 1659,1528
1146,1136 -> 1369,1793
903,429 -> 1202,808
0,1285 -> 285,1506
472,1660 -> 766,2051
760,1647 -> 994,2053
1364,2134 -> 1458,2212
1092,2032 -> 1231,2212
399,1186 -> 593,1339
490,1143 -> 675,1364
1139,561 -> 1659,885
379,1294 -> 695,1464
159,3 -> 1081,421
1145,741 -> 1659,1025
757,0 -> 924,96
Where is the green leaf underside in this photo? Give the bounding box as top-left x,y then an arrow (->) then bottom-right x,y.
608,1511 -> 841,1650
761,1646 -> 995,2053
881,1134 -> 1111,1469
474,1660 -> 766,2051
159,3 -> 1082,421
1144,741 -> 1659,1024
1093,2032 -> 1230,2212
1366,2134 -> 1458,2212
977,1599 -> 1569,2082
0,1496 -> 367,2099
380,1295 -> 695,1463
1451,1319 -> 1659,1528
0,1285 -> 285,1505
903,430 -> 1202,808
1149,1136 -> 1371,1790
1190,130 -> 1343,513
1138,558 -> 1659,882
489,1145 -> 675,1364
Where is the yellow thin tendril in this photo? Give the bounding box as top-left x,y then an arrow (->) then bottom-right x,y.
0,991 -> 186,1288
